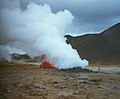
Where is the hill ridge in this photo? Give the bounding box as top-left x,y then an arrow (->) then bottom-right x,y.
66,23 -> 120,65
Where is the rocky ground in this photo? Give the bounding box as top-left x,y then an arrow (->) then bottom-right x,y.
0,61 -> 120,99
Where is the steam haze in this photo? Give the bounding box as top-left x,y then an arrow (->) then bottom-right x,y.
0,1 -> 88,69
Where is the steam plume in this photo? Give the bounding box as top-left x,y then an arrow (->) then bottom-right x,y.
0,2 -> 88,69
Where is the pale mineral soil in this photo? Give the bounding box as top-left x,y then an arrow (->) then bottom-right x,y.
86,65 -> 120,74
0,61 -> 120,99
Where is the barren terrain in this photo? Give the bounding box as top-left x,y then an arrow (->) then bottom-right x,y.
0,61 -> 120,99
66,23 -> 120,64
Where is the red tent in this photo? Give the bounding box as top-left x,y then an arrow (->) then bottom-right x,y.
40,60 -> 54,69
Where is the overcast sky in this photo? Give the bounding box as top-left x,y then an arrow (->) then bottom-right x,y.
1,0 -> 120,34
0,0 -> 120,62
20,0 -> 120,34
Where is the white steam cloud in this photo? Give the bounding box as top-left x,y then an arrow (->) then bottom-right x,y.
0,2 -> 88,69
0,45 -> 26,61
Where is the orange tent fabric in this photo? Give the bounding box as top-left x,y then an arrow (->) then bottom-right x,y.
40,60 -> 54,68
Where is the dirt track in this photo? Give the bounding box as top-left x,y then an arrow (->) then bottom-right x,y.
0,61 -> 120,99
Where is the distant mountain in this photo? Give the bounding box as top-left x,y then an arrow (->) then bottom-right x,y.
33,56 -> 41,62
66,23 -> 120,65
11,53 -> 31,62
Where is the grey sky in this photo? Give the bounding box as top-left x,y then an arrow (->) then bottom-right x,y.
1,0 -> 120,34
0,0 -> 120,62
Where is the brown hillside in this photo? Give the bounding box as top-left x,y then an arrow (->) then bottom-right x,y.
66,23 -> 120,65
